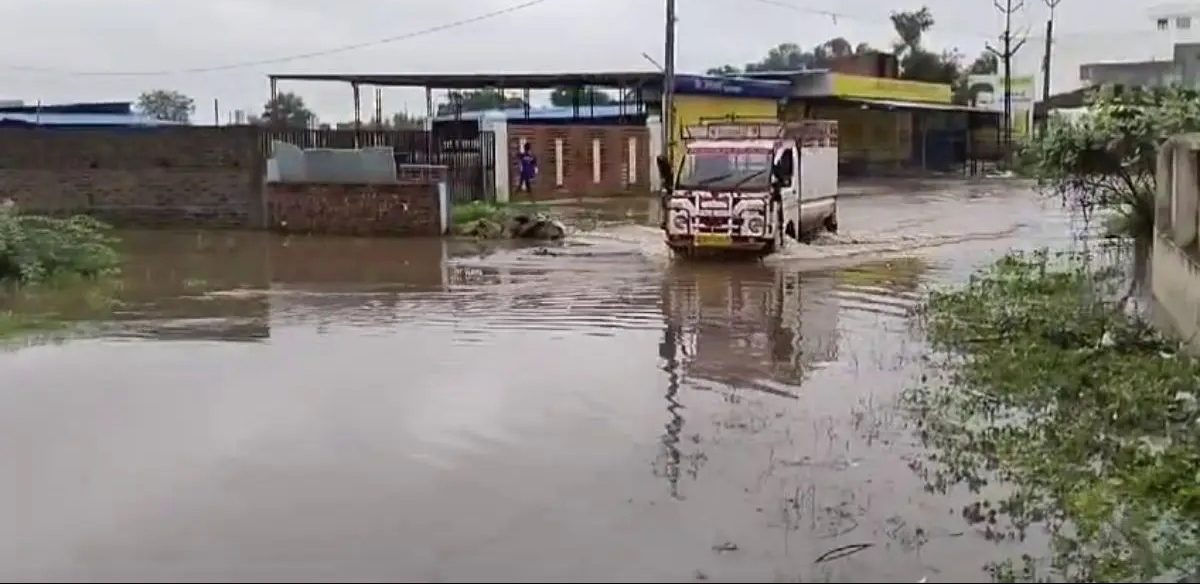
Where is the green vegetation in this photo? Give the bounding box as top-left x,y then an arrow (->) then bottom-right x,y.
909,250 -> 1200,582
451,201 -> 553,238
1024,86 -> 1200,238
0,212 -> 120,284
0,208 -> 121,338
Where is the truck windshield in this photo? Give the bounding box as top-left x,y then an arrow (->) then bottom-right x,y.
678,149 -> 773,191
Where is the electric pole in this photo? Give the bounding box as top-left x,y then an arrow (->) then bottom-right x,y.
663,0 -> 677,167
987,0 -> 1028,160
1040,0 -> 1063,133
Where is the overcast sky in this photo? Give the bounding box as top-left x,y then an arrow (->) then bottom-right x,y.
0,0 -> 1171,122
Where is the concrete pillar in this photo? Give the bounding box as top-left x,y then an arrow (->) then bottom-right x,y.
1173,145 -> 1198,248
554,138 -> 565,187
628,136 -> 639,185
647,115 -> 663,190
480,111 -> 510,203
592,138 -> 602,184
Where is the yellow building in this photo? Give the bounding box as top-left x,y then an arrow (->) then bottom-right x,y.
659,75 -> 790,168
778,72 -> 999,174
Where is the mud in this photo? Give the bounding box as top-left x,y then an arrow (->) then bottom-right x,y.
0,180 -> 1075,582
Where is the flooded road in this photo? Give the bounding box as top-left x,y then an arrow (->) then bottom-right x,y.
2,181 -> 1076,582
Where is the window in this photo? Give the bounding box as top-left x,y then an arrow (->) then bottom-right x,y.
677,149 -> 773,191
1159,18 -> 1170,30
1179,16 -> 1192,29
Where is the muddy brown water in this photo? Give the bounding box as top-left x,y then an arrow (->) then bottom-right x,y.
2,182 -> 1080,582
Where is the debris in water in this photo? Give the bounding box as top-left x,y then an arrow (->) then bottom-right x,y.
712,541 -> 739,553
814,542 -> 874,564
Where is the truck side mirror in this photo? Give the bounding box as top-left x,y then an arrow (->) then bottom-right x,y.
656,155 -> 674,191
772,154 -> 794,185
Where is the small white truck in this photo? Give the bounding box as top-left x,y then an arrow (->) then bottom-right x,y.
656,117 -> 839,257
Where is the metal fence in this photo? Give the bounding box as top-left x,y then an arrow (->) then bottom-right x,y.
262,128 -> 495,203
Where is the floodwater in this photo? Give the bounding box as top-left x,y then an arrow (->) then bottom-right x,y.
1,180 -> 1079,582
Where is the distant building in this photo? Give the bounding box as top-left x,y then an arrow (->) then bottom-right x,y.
0,102 -> 178,128
1015,2 -> 1200,96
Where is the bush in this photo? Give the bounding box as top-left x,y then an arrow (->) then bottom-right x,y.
0,208 -> 121,284
911,250 -> 1200,582
1023,86 -> 1200,238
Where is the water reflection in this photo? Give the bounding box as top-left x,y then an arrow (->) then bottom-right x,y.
1,224 -> 1021,582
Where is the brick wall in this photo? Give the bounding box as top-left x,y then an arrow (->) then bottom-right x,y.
508,125 -> 650,199
0,126 -> 264,227
266,182 -> 441,236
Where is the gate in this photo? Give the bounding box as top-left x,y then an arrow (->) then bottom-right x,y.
263,128 -> 495,203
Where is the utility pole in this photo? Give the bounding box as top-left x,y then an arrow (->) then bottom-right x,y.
987,0 -> 1027,161
663,0 -> 677,167
1040,0 -> 1063,133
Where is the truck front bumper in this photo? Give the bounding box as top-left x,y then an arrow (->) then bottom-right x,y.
666,234 -> 771,252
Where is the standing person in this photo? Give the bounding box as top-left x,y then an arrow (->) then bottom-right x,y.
517,142 -> 538,193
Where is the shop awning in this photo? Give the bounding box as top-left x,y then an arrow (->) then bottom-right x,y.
837,97 -> 996,114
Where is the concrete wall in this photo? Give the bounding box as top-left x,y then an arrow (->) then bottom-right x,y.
266,141 -> 398,184
507,124 -> 649,199
266,182 -> 443,237
0,126 -> 264,227
1152,133 -> 1200,347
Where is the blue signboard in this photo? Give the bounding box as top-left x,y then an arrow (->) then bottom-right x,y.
673,75 -> 790,99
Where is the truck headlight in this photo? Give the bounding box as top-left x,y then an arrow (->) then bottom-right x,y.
672,213 -> 690,232
745,216 -> 765,235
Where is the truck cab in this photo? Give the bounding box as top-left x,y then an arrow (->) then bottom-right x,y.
658,118 -> 839,257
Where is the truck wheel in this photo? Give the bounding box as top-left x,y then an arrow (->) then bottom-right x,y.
824,214 -> 839,234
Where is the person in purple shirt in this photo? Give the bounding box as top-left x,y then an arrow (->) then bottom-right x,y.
517,143 -> 538,193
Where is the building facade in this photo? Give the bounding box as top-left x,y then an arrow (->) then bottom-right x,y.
1016,2 -> 1200,97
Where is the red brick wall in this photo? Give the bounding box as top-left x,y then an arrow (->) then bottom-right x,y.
508,125 -> 650,199
266,182 -> 441,236
0,126 -> 264,227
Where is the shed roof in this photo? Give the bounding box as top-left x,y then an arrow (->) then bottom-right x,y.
0,112 -> 180,127
432,104 -> 646,122
269,72 -> 662,89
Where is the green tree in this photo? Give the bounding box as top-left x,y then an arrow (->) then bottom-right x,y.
549,87 -> 617,107
1025,86 -> 1200,237
436,89 -> 525,116
136,89 -> 195,123
261,92 -> 315,128
888,6 -> 964,85
707,38 -> 873,76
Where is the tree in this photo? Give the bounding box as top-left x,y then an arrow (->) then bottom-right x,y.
890,7 -> 935,55
390,112 -> 425,129
888,6 -> 955,84
706,64 -> 743,76
1025,86 -> 1200,237
262,92 -> 315,128
707,39 -> 868,76
136,89 -> 195,123
436,89 -> 525,116
549,87 -> 617,107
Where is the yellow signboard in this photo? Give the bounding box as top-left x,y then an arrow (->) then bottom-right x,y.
830,73 -> 952,104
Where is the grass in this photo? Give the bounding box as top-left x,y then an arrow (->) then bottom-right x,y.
0,208 -> 122,340
0,310 -> 63,339
908,250 -> 1200,582
451,201 -> 547,226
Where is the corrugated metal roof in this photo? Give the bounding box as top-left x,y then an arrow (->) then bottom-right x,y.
433,104 -> 644,122
0,112 -> 181,127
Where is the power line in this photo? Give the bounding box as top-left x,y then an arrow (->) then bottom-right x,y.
0,0 -> 552,77
741,0 -> 998,40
